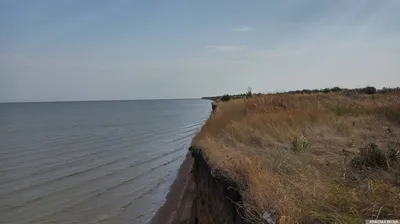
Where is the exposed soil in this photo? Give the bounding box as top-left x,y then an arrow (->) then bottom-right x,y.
150,152 -> 195,224
150,150 -> 247,224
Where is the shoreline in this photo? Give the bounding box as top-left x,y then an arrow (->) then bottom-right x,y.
149,152 -> 194,224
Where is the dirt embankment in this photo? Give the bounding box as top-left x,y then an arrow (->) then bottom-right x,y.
150,149 -> 247,224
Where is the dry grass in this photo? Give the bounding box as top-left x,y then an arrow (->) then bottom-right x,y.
191,92 -> 400,223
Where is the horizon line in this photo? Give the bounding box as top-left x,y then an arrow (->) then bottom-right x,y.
0,97 -> 204,104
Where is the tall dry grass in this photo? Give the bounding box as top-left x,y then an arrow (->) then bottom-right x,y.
191,92 -> 400,223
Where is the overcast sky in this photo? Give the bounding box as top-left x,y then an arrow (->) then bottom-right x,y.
1,0 -> 399,102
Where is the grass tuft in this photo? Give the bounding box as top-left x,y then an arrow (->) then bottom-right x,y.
291,135 -> 312,152
332,107 -> 354,116
351,143 -> 388,170
388,147 -> 399,163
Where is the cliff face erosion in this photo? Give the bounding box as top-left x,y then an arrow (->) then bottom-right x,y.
187,148 -> 247,224
151,149 -> 248,224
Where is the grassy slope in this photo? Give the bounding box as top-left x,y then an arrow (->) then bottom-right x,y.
191,92 -> 400,224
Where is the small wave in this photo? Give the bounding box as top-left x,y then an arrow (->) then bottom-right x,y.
0,119 -> 204,171
1,151 -> 185,211
27,155 -> 183,223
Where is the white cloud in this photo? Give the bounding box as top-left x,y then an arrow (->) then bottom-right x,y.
232,27 -> 252,32
206,45 -> 247,52
257,49 -> 301,59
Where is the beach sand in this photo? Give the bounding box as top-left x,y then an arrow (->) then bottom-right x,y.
150,152 -> 194,224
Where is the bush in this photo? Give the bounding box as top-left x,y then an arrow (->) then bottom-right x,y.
220,94 -> 232,102
331,87 -> 342,92
291,136 -> 312,152
351,143 -> 388,170
246,87 -> 252,98
362,86 -> 377,95
323,88 -> 331,93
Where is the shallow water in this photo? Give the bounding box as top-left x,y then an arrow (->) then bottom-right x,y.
0,99 -> 210,224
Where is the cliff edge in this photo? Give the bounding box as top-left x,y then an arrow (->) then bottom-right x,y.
153,90 -> 400,224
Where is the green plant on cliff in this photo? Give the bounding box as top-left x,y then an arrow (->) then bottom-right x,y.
291,135 -> 311,152
351,143 -> 389,170
246,86 -> 252,98
220,94 -> 232,101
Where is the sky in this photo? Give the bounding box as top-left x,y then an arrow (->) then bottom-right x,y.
1,0 -> 399,102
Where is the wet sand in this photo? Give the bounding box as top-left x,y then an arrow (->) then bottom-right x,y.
149,152 -> 194,224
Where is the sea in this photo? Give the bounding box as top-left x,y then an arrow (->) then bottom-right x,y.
0,99 -> 211,224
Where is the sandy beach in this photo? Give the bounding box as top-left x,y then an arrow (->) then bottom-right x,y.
150,152 -> 194,224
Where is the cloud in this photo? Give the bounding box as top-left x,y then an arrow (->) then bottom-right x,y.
232,27 -> 251,32
258,49 -> 301,59
206,45 -> 248,52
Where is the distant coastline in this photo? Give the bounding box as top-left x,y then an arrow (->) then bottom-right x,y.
202,86 -> 400,102
200,96 -> 219,101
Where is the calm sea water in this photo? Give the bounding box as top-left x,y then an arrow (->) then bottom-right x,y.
0,99 -> 211,224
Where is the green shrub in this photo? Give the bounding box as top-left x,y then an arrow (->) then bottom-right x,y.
351,143 -> 388,170
331,87 -> 342,92
323,88 -> 331,93
220,94 -> 232,101
362,86 -> 377,94
246,87 -> 252,98
291,136 -> 312,152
